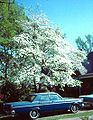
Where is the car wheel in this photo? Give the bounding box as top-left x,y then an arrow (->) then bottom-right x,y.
29,110 -> 40,119
70,104 -> 79,113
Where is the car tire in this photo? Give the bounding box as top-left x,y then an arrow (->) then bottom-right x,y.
29,110 -> 40,119
70,104 -> 79,113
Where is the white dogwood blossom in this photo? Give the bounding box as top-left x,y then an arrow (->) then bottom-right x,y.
13,15 -> 86,88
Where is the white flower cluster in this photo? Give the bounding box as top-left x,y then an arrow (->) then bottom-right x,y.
13,15 -> 86,87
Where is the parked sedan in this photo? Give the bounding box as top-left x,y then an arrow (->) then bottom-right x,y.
80,94 -> 93,107
3,92 -> 83,119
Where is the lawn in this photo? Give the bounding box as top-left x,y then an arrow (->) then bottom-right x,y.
38,110 -> 93,120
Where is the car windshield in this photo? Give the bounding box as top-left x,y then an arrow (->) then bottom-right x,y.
25,95 -> 36,102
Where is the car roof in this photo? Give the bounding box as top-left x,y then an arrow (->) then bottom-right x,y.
29,92 -> 57,96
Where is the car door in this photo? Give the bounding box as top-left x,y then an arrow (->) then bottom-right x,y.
49,94 -> 68,111
38,94 -> 53,113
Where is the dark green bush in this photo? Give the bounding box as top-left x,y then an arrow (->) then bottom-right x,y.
1,81 -> 20,102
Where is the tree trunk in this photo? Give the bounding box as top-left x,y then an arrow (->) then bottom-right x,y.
33,79 -> 37,93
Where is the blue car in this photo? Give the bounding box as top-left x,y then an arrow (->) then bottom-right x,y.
80,94 -> 93,107
3,92 -> 83,119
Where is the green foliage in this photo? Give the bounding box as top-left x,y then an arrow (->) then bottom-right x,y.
1,80 -> 19,102
76,34 -> 93,54
1,80 -> 33,102
0,0 -> 27,82
0,0 -> 26,44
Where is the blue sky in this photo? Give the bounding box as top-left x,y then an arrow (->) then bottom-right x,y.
16,0 -> 93,47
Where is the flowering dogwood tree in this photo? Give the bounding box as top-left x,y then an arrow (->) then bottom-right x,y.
13,14 -> 86,91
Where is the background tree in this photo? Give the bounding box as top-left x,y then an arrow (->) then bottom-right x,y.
0,0 -> 27,82
76,34 -> 93,54
0,1 -> 28,101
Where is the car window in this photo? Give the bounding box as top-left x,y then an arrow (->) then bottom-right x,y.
49,94 -> 62,101
39,95 -> 50,101
25,95 -> 36,102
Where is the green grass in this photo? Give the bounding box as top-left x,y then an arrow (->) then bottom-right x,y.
38,110 -> 93,120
